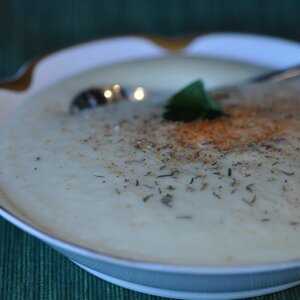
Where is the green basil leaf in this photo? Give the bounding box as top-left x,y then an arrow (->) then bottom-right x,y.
163,80 -> 224,122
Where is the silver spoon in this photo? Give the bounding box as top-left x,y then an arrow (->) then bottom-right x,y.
70,64 -> 300,114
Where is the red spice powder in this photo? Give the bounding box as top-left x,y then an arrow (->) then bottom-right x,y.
171,99 -> 299,152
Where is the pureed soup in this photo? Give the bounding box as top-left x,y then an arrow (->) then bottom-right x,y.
0,61 -> 299,266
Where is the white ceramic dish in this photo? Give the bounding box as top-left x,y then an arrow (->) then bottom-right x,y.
1,33 -> 300,299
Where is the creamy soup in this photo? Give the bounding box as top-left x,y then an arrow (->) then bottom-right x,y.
0,58 -> 299,266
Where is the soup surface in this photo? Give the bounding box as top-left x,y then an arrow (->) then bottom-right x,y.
0,57 -> 299,266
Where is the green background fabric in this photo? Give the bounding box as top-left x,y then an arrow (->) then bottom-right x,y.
1,0 -> 300,299
1,0 -> 300,78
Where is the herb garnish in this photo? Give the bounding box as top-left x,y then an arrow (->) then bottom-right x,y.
280,170 -> 295,176
228,168 -> 232,177
242,195 -> 256,206
161,194 -> 174,207
176,215 -> 193,219
143,194 -> 154,202
163,80 -> 224,122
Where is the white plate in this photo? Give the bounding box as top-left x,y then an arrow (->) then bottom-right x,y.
1,33 -> 300,300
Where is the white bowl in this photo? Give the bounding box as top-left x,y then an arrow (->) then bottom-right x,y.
1,33 -> 300,300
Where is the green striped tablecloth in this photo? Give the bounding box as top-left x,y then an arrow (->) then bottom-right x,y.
1,217 -> 300,299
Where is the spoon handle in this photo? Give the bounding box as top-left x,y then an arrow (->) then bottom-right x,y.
249,64 -> 300,83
